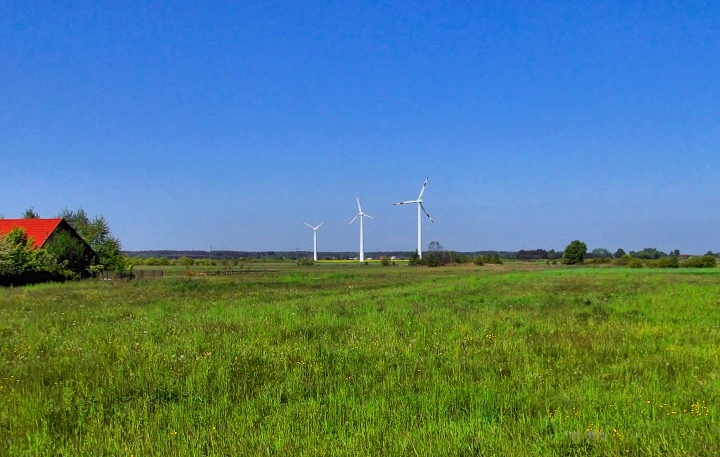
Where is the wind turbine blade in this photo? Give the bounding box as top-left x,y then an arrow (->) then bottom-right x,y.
420,203 -> 434,223
304,222 -> 313,229
347,215 -> 359,226
417,176 -> 429,199
364,213 -> 376,220
316,222 -> 325,229
356,195 -> 362,213
393,200 -> 418,205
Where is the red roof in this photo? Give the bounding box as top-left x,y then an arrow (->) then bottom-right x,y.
0,218 -> 63,248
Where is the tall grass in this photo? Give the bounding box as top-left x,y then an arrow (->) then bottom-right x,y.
1,265 -> 718,455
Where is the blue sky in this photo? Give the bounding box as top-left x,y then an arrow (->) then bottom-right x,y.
2,1 -> 719,253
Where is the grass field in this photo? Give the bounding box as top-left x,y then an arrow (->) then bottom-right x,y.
1,263 -> 719,455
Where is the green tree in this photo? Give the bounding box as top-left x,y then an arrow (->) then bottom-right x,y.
562,240 -> 587,265
614,248 -> 626,259
58,208 -> 124,271
0,228 -> 40,275
43,231 -> 93,277
23,207 -> 39,219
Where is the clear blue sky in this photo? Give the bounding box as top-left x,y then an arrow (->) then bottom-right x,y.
2,1 -> 719,254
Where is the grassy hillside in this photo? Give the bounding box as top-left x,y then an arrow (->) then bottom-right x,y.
1,263 -> 718,455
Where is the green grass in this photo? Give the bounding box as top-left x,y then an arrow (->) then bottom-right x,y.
1,264 -> 719,455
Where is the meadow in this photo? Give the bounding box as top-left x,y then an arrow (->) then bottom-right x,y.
1,262 -> 718,456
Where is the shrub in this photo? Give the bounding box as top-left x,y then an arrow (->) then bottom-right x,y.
424,251 -> 441,267
408,251 -> 420,266
296,258 -> 315,266
649,257 -> 679,268
473,256 -> 484,266
380,257 -> 390,266
177,256 -> 194,266
627,258 -> 643,268
682,256 -> 717,268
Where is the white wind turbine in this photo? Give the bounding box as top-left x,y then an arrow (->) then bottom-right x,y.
303,222 -> 324,261
393,176 -> 434,259
347,195 -> 376,262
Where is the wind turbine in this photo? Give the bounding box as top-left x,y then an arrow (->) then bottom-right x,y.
393,176 -> 434,259
347,195 -> 376,262
303,222 -> 324,261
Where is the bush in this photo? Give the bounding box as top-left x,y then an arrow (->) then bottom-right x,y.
177,256 -> 194,266
380,257 -> 390,266
585,257 -> 611,265
408,251 -> 421,266
473,256 -> 484,266
647,257 -> 679,268
296,257 -> 315,266
682,256 -> 717,268
423,252 -> 441,267
627,258 -> 644,268
477,253 -> 503,265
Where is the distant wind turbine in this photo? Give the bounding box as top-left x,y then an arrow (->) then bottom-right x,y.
393,176 -> 434,259
303,222 -> 324,261
347,195 -> 376,262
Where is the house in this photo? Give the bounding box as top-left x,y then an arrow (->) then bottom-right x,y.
0,218 -> 96,259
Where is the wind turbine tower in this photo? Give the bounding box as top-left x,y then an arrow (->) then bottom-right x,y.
303,222 -> 324,261
393,176 -> 434,259
347,195 -> 376,262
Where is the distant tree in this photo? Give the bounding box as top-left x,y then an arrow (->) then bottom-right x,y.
23,207 -> 39,219
614,248 -> 626,259
591,248 -> 612,259
446,251 -> 470,263
547,249 -> 562,260
672,249 -> 681,257
562,240 -> 587,265
517,249 -> 548,260
633,247 -> 666,260
428,241 -> 444,253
